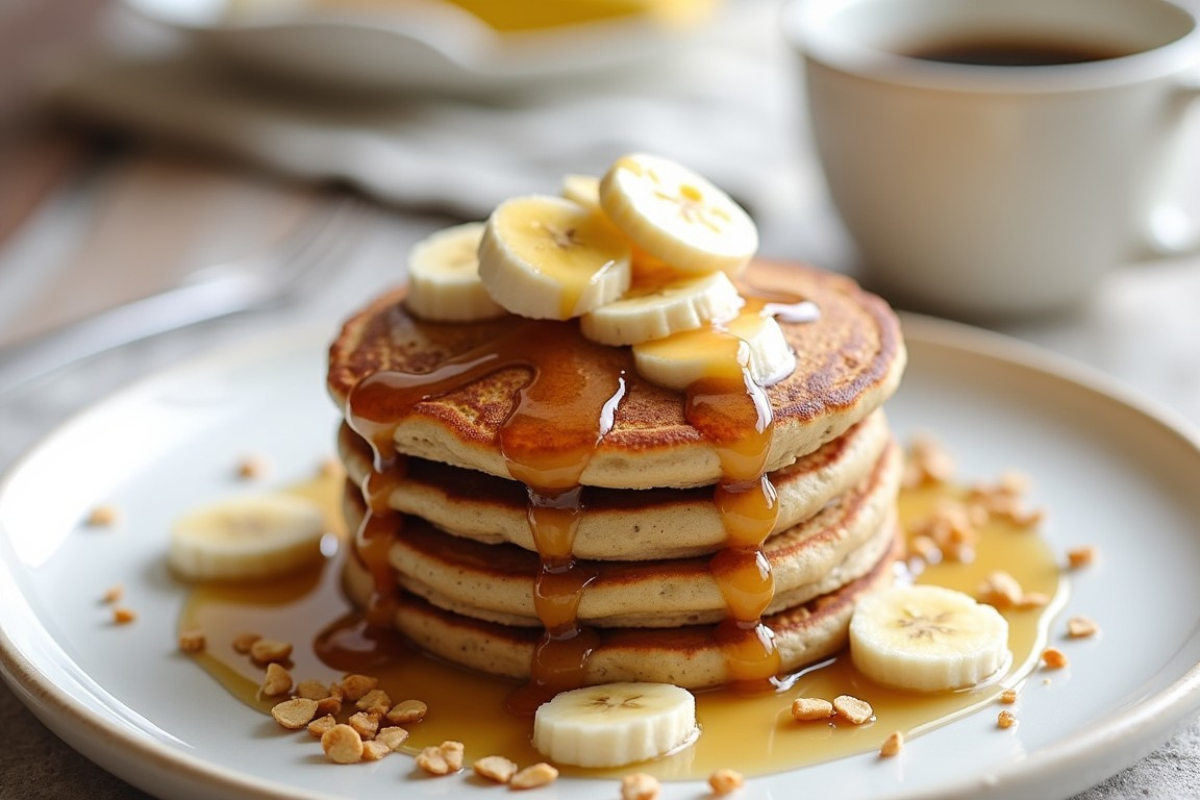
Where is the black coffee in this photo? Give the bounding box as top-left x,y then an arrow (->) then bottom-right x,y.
907,38 -> 1131,66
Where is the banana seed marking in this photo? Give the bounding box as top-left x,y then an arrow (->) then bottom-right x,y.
586,694 -> 646,712
895,609 -> 956,640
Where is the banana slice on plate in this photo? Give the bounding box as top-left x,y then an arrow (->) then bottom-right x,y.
168,493 -> 328,582
580,270 -> 743,346
406,222 -> 508,322
632,307 -> 796,391
849,584 -> 1010,692
478,195 -> 633,320
533,682 -> 698,768
599,153 -> 757,277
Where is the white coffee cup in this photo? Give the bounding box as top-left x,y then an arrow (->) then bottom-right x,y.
784,0 -> 1200,319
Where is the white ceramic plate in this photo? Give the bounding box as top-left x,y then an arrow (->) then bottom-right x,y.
3,316 -> 1200,800
122,0 -> 720,94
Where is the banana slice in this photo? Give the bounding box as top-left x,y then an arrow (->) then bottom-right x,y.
632,307 -> 796,390
478,195 -> 633,320
405,222 -> 508,322
532,682 -> 698,768
168,494 -> 328,582
849,584 -> 1010,693
599,153 -> 757,277
560,173 -> 601,210
580,270 -> 743,346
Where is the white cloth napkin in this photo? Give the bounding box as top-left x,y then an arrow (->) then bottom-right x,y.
47,0 -> 823,243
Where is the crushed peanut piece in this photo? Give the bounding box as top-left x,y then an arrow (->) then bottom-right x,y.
977,570 -> 1023,608
1067,545 -> 1097,569
236,455 -> 268,479
708,768 -> 744,795
307,714 -> 337,739
903,434 -> 956,487
317,456 -> 342,479
908,534 -> 941,564
999,689 -> 1018,705
356,688 -> 392,717
321,724 -> 364,764
473,755 -> 518,784
295,680 -> 330,701
361,740 -> 392,762
621,772 -> 660,800
1042,647 -> 1069,669
271,698 -> 318,730
86,505 -> 120,527
101,585 -> 124,604
879,731 -> 904,758
376,727 -> 410,751
833,695 -> 873,725
1067,615 -> 1100,638
112,607 -> 137,625
997,710 -> 1017,729
909,501 -> 978,563
249,638 -> 293,665
386,699 -> 428,725
232,632 -> 261,654
261,663 -> 293,697
348,711 -> 379,740
1016,592 -> 1050,609
791,697 -> 834,721
178,627 -> 206,653
340,674 -> 379,702
316,688 -> 344,717
510,762 -> 559,790
416,743 -> 459,776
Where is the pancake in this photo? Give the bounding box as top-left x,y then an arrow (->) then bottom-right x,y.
342,530 -> 902,689
328,260 -> 905,490
339,410 -> 892,560
345,441 -> 900,628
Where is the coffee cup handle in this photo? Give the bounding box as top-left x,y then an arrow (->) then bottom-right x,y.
1141,69 -> 1200,257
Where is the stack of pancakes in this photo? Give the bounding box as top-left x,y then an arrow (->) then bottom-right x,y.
327,261 -> 905,690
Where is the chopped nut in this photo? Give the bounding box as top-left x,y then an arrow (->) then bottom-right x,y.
999,689 -> 1018,705
708,768 -> 744,795
348,711 -> 379,740
316,692 -> 344,717
1067,615 -> 1099,638
1016,592 -> 1050,609
340,674 -> 378,702
977,570 -> 1023,608
101,585 -> 124,604
307,714 -> 337,739
376,726 -> 410,751
386,698 -> 428,725
271,698 -> 319,730
510,762 -> 559,790
86,505 -> 120,527
439,740 -> 464,771
904,434 -> 955,487
416,746 -> 455,776
361,740 -> 392,762
112,607 -> 137,625
1042,647 -> 1069,669
249,638 -> 293,665
321,724 -> 364,764
261,663 -> 293,697
833,695 -> 873,725
879,731 -> 904,758
178,627 -> 206,653
236,455 -> 268,479
317,456 -> 342,479
295,680 -> 330,701
620,772 -> 660,800
791,697 -> 834,721
1067,545 -> 1097,569
356,689 -> 392,717
232,632 -> 261,654
910,501 -> 978,563
997,710 -> 1017,729
908,534 -> 940,564
473,755 -> 518,784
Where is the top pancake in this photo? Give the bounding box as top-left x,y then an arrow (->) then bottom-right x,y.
328,260 -> 905,490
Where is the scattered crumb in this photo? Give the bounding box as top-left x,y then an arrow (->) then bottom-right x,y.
231,632 -> 261,654
1043,677 -> 1052,686
271,698 -> 318,730
510,762 -> 558,790
86,504 -> 120,527
355,688 -> 392,717
361,740 -> 392,762
999,689 -> 1018,705
1067,545 -> 1097,569
909,501 -> 978,563
879,731 -> 904,758
307,714 -> 337,739
1042,647 -> 1069,669
903,434 -> 956,488
791,697 -> 834,721
100,585 -> 124,605
620,772 -> 660,800
376,727 -> 410,751
708,768 -> 744,795
249,639 -> 293,665
833,695 -> 873,725
474,755 -> 518,784
341,674 -> 379,702
997,710 -> 1017,729
416,741 -> 464,776
236,455 -> 268,480
348,711 -> 379,740
112,607 -> 137,625
295,680 -> 330,701
386,698 -> 428,724
1016,592 -> 1050,609
316,683 -> 344,716
321,724 -> 364,764
261,663 -> 293,697
1067,615 -> 1100,638
178,627 -> 206,653
977,570 -> 1023,608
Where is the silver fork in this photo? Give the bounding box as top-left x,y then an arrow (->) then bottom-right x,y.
0,196 -> 368,390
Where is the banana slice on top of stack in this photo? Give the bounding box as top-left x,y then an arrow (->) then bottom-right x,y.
402,152 -> 798,390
